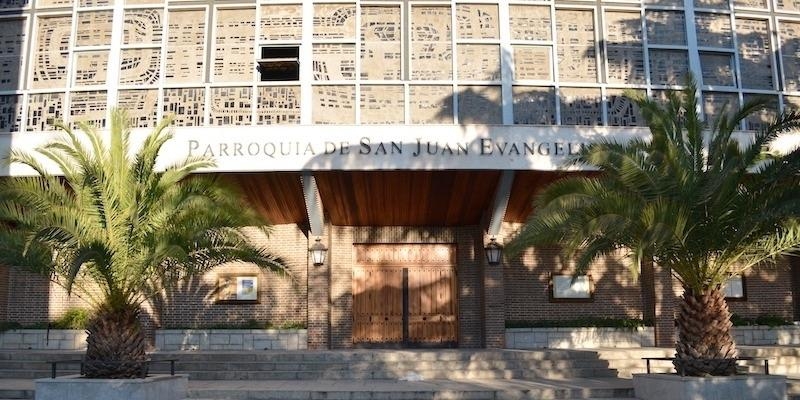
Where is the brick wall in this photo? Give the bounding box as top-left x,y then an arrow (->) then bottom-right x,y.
727,258 -> 794,320
454,226 -> 483,348
4,224 -> 308,330
6,269 -> 93,324
503,245 -> 644,323
483,234 -> 505,349
0,266 -> 8,322
652,264 -> 680,347
2,222 -> 795,350
640,258 -> 656,324
158,224 -> 308,328
329,225 -> 354,348
644,259 -> 796,347
6,270 -> 51,324
307,229 -> 330,349
793,257 -> 800,321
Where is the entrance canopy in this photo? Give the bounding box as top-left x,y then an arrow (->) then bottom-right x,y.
222,170 -> 568,229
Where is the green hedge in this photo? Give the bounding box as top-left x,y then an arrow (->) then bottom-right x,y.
0,307 -> 92,332
163,320 -> 307,330
507,315 -> 795,329
50,308 -> 91,329
730,314 -> 793,327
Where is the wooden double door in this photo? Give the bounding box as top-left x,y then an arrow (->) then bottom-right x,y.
352,244 -> 458,347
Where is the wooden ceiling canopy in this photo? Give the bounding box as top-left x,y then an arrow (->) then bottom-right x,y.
313,170 -> 501,226
503,171 -> 596,223
213,170 -> 594,228
218,172 -> 308,225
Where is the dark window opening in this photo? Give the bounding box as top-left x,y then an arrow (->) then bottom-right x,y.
258,46 -> 300,81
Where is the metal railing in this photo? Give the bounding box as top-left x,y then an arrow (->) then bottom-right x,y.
642,356 -> 770,376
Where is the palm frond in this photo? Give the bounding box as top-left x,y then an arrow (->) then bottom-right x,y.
0,108 -> 287,314
509,73 -> 800,291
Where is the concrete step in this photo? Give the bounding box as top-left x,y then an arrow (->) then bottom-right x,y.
149,350 -> 607,363
146,368 -> 617,381
185,391 -> 633,399
787,377 -> 800,394
739,347 -> 800,357
0,388 -> 32,399
0,350 -> 622,380
0,378 -> 662,400
586,347 -> 800,379
0,352 -> 82,362
182,358 -> 608,372
185,381 -> 636,400
65,397 -> 637,400
140,359 -> 614,372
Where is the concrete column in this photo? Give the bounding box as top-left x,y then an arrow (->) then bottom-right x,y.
653,263 -> 677,348
306,231 -> 330,349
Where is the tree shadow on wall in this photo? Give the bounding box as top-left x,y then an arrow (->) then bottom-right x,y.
601,13 -> 787,129
143,236 -> 301,347
503,246 -> 651,326
434,47 -> 508,126
433,44 -> 636,127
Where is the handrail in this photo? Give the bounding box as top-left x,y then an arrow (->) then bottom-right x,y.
642,356 -> 770,376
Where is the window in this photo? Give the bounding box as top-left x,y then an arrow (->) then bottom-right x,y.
258,46 -> 299,81
722,275 -> 746,300
550,274 -> 593,302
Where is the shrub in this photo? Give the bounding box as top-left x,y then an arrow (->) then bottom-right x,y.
730,314 -> 793,327
276,321 -> 306,330
0,322 -> 21,332
50,308 -> 91,329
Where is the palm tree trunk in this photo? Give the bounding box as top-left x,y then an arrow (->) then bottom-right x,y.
674,287 -> 738,376
83,303 -> 149,378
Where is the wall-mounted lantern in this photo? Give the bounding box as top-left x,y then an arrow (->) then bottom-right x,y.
485,237 -> 503,265
310,237 -> 327,266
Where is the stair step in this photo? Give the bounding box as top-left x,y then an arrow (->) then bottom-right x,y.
186,387 -> 635,400
0,389 -> 32,399
0,349 -> 626,381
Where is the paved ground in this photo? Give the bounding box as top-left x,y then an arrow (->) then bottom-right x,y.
0,379 -> 30,390
0,376 -> 637,399
0,375 -> 798,399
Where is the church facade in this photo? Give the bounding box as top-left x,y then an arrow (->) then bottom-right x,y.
0,0 -> 798,348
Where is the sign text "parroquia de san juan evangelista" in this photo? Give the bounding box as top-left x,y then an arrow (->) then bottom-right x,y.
188,137 -> 588,158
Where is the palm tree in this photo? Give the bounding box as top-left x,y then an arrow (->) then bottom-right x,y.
507,78 -> 800,376
0,109 -> 286,378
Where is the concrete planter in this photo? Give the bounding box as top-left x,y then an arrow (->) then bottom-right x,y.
0,329 -> 87,350
733,325 -> 800,346
155,329 -> 308,351
505,327 -> 655,349
35,374 -> 188,400
632,373 -> 786,400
